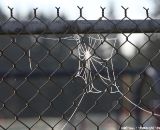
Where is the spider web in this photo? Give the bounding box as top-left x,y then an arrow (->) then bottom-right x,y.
74,34 -> 120,94
35,34 -> 160,130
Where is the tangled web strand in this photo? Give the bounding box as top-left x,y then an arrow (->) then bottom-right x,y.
37,34 -> 160,130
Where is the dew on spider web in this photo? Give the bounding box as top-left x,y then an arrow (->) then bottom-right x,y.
59,34 -> 120,130
28,49 -> 32,70
84,50 -> 91,60
60,34 -> 160,130
75,34 -> 119,94
35,34 -> 160,130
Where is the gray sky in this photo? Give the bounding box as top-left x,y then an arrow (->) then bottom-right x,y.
0,0 -> 155,19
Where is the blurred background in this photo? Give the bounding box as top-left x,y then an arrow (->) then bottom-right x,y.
0,0 -> 160,129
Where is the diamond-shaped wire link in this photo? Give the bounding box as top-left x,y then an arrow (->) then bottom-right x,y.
0,6 -> 160,130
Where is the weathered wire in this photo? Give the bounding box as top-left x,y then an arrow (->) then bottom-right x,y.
0,6 -> 159,130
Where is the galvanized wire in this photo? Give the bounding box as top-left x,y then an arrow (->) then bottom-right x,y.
0,6 -> 160,130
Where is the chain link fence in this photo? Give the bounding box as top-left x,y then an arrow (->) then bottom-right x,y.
0,7 -> 160,130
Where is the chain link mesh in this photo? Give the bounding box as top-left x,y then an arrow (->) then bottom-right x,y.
0,7 -> 160,130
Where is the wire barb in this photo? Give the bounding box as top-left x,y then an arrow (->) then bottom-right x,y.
121,6 -> 129,17
8,6 -> 14,17
100,6 -> 106,17
143,7 -> 150,18
33,8 -> 38,17
55,7 -> 60,17
77,6 -> 84,17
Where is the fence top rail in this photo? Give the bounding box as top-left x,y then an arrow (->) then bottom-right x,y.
0,19 -> 160,34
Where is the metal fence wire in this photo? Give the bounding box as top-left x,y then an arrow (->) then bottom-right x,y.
0,7 -> 160,130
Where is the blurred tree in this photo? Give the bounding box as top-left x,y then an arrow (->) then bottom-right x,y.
0,9 -> 7,22
153,0 -> 160,18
